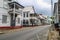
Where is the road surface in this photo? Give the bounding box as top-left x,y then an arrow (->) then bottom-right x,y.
0,25 -> 51,40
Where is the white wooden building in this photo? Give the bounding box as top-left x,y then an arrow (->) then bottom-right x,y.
0,0 -> 24,27
22,6 -> 38,26
0,0 -> 46,27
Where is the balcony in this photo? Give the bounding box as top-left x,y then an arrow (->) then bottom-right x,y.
8,9 -> 21,14
30,17 -> 37,19
8,1 -> 24,9
30,14 -> 37,17
7,0 -> 14,3
30,14 -> 37,19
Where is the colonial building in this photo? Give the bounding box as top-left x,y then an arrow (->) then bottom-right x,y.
22,6 -> 38,26
37,14 -> 50,25
53,0 -> 60,24
0,0 -> 48,28
0,0 -> 24,28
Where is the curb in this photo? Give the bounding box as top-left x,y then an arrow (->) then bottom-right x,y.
0,32 -> 4,34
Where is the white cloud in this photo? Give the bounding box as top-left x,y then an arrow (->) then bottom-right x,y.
17,0 -> 52,16
36,0 -> 51,9
17,0 -> 34,6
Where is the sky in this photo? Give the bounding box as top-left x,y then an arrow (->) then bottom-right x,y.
17,0 -> 58,16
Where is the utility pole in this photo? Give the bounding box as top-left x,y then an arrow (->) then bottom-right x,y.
51,0 -> 53,15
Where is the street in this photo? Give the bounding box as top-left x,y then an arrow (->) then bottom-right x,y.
0,25 -> 51,40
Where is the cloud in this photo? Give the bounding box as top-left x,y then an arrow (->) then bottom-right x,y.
34,0 -> 51,16
17,0 -> 57,16
18,0 -> 51,9
17,0 -> 34,6
36,0 -> 51,9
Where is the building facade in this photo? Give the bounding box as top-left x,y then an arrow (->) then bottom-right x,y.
0,0 -> 39,27
22,6 -> 39,26
0,0 -> 24,27
0,0 -> 48,27
53,0 -> 60,23
54,2 -> 58,23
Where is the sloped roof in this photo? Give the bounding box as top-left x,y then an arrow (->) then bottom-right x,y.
8,1 -> 24,8
23,6 -> 35,13
38,14 -> 47,19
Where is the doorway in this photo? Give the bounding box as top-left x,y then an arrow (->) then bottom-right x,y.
10,14 -> 16,26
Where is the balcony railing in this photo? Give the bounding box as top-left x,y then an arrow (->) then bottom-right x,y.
30,14 -> 37,17
30,17 -> 37,19
7,0 -> 16,3
8,9 -> 21,14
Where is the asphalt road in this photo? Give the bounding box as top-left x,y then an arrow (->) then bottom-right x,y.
0,25 -> 51,40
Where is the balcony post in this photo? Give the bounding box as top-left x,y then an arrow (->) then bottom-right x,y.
13,3 -> 15,20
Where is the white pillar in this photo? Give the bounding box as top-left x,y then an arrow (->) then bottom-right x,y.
28,13 -> 30,26
13,3 -> 15,20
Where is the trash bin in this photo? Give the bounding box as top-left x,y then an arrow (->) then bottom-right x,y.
54,23 -> 59,31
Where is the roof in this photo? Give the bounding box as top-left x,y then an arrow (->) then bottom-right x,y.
23,6 -> 35,13
39,15 -> 45,19
8,1 -> 24,8
38,14 -> 47,19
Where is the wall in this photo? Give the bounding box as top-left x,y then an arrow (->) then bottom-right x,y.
16,15 -> 22,26
22,6 -> 35,26
0,8 -> 10,27
15,9 -> 23,26
54,3 -> 59,23
0,0 -> 3,8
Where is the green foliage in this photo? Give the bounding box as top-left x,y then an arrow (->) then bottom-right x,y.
50,16 -> 54,20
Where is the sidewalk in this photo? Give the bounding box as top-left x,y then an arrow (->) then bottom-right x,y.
48,30 -> 59,40
0,25 -> 49,35
48,25 -> 59,40
0,26 -> 38,34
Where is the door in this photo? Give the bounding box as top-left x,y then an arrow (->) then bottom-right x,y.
10,14 -> 16,26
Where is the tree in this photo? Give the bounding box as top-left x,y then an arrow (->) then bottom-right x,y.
50,16 -> 55,24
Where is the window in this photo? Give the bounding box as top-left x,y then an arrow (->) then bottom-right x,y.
2,15 -> 7,23
26,12 -> 28,17
23,20 -> 25,24
18,18 -> 20,23
23,12 -> 29,17
23,13 -> 25,17
25,20 -> 28,24
23,20 -> 28,24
